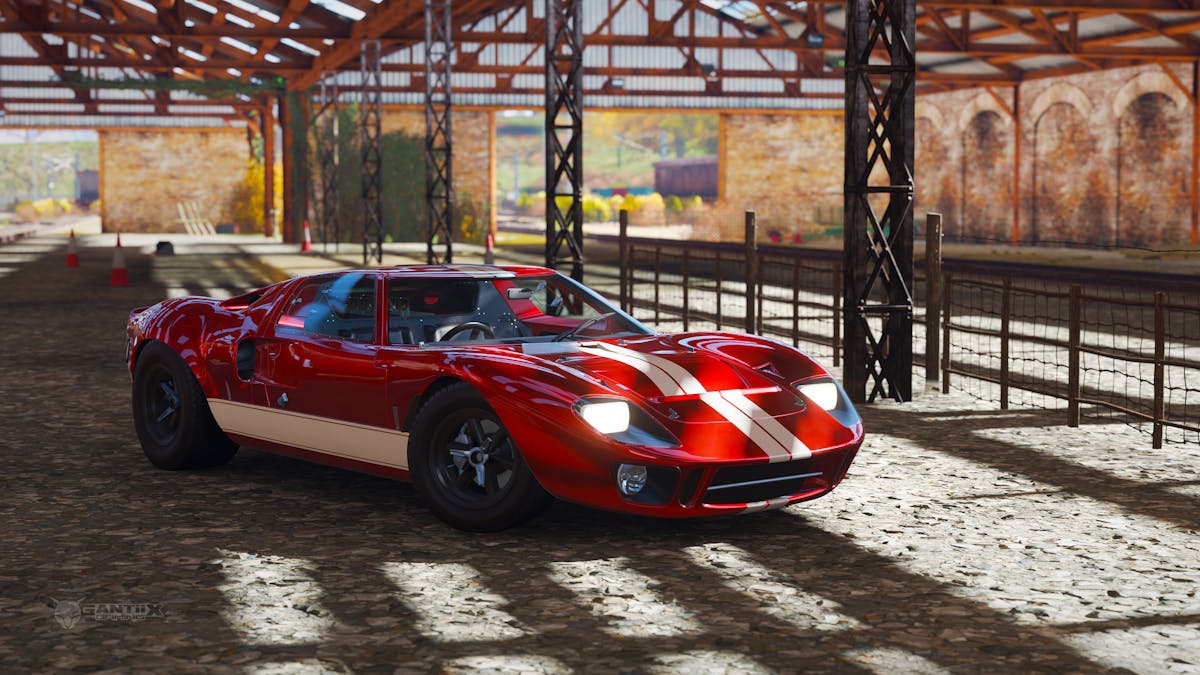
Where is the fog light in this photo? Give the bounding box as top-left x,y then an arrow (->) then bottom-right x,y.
616,464 -> 647,495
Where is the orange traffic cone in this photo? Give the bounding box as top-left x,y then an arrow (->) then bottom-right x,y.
110,234 -> 128,286
66,229 -> 80,268
484,232 -> 495,265
300,220 -> 313,253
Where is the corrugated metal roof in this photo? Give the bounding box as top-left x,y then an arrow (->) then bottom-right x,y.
0,0 -> 1198,127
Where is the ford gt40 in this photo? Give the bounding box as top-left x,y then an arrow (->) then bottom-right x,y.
127,264 -> 863,531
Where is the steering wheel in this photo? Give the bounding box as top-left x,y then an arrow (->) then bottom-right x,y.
439,321 -> 496,342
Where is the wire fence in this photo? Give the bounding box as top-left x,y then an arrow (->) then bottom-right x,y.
617,211 -> 1200,448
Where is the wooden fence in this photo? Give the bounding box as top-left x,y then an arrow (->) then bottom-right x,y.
614,210 -> 1199,448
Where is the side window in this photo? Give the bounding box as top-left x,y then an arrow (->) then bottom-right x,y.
509,277 -> 601,320
277,274 -> 377,343
387,280 -> 481,344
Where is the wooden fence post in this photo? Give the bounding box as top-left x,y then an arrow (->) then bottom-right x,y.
833,262 -> 842,367
1068,284 -> 1082,427
715,251 -> 723,330
1000,277 -> 1012,410
1153,292 -> 1166,449
745,211 -> 758,335
925,212 -> 943,384
792,259 -> 801,348
942,272 -> 952,395
618,210 -> 628,312
653,246 -> 661,325
682,249 -> 691,332
757,274 -> 765,335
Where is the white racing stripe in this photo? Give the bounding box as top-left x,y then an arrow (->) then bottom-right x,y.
698,392 -> 794,462
580,343 -> 813,465
579,342 -> 685,396
720,390 -> 812,460
741,497 -> 793,513
208,399 -> 409,470
594,342 -> 705,395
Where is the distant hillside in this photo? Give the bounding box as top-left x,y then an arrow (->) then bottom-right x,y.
495,111 -> 717,198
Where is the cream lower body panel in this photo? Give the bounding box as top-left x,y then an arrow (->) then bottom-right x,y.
208,399 -> 410,471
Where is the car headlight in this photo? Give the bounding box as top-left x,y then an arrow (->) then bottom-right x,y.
796,380 -> 839,410
574,398 -> 678,447
579,400 -> 630,434
793,377 -> 861,428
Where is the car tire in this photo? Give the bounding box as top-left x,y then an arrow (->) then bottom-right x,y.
132,341 -> 238,470
409,382 -> 552,532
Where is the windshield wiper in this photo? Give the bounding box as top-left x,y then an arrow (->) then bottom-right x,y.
552,312 -> 616,342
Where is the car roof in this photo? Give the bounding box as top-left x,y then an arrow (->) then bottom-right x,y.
308,264 -> 557,280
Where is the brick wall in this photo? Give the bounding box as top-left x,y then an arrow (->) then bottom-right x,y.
99,129 -> 248,233
718,113 -> 843,239
918,64 -> 1194,246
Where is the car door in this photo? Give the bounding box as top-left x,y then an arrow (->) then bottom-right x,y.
267,272 -> 387,427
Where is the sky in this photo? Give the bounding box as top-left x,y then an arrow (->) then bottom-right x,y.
0,130 -> 99,145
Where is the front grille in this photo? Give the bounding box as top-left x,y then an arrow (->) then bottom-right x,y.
703,460 -> 822,505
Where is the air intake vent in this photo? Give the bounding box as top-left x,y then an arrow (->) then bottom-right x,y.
704,461 -> 821,505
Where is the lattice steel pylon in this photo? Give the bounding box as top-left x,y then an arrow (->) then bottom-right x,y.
361,40 -> 384,265
425,0 -> 453,265
317,73 -> 340,253
842,0 -> 916,403
545,0 -> 584,281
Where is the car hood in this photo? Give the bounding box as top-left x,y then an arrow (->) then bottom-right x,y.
520,333 -> 816,421
506,332 -> 859,461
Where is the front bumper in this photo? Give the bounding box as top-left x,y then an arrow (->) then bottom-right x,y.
551,437 -> 863,518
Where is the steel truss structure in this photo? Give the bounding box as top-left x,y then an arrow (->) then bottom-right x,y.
544,0 -> 584,281
424,0 -> 454,265
843,0 -> 916,404
7,2 -> 1200,125
316,73 -> 340,253
360,40 -> 383,265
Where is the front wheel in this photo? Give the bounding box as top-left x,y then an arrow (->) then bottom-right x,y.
409,383 -> 551,531
132,341 -> 238,470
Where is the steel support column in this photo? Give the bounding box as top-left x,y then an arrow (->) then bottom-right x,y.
545,0 -> 584,281
425,0 -> 453,264
317,74 -> 340,252
262,97 -> 275,239
1011,85 -> 1021,247
842,0 -> 916,403
281,90 -> 311,246
1193,60 -> 1199,247
361,40 -> 384,265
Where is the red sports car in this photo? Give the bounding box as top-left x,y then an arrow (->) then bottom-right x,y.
127,265 -> 863,531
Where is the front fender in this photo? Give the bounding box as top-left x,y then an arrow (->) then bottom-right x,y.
432,351 -> 632,499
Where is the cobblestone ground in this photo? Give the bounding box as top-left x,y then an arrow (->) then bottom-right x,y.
1,236 -> 1198,674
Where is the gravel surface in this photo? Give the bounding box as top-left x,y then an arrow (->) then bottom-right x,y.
1,236 -> 1197,674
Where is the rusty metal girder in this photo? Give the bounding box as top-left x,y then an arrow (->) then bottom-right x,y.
425,0 -> 454,266
360,40 -> 384,266
545,0 -> 584,281
843,0 -> 916,404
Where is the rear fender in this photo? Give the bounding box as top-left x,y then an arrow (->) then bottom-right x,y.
129,299 -> 226,399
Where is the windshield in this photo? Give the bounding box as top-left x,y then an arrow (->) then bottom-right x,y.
386,273 -> 652,345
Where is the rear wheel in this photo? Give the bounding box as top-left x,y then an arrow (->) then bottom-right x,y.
132,341 -> 238,470
409,383 -> 551,531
